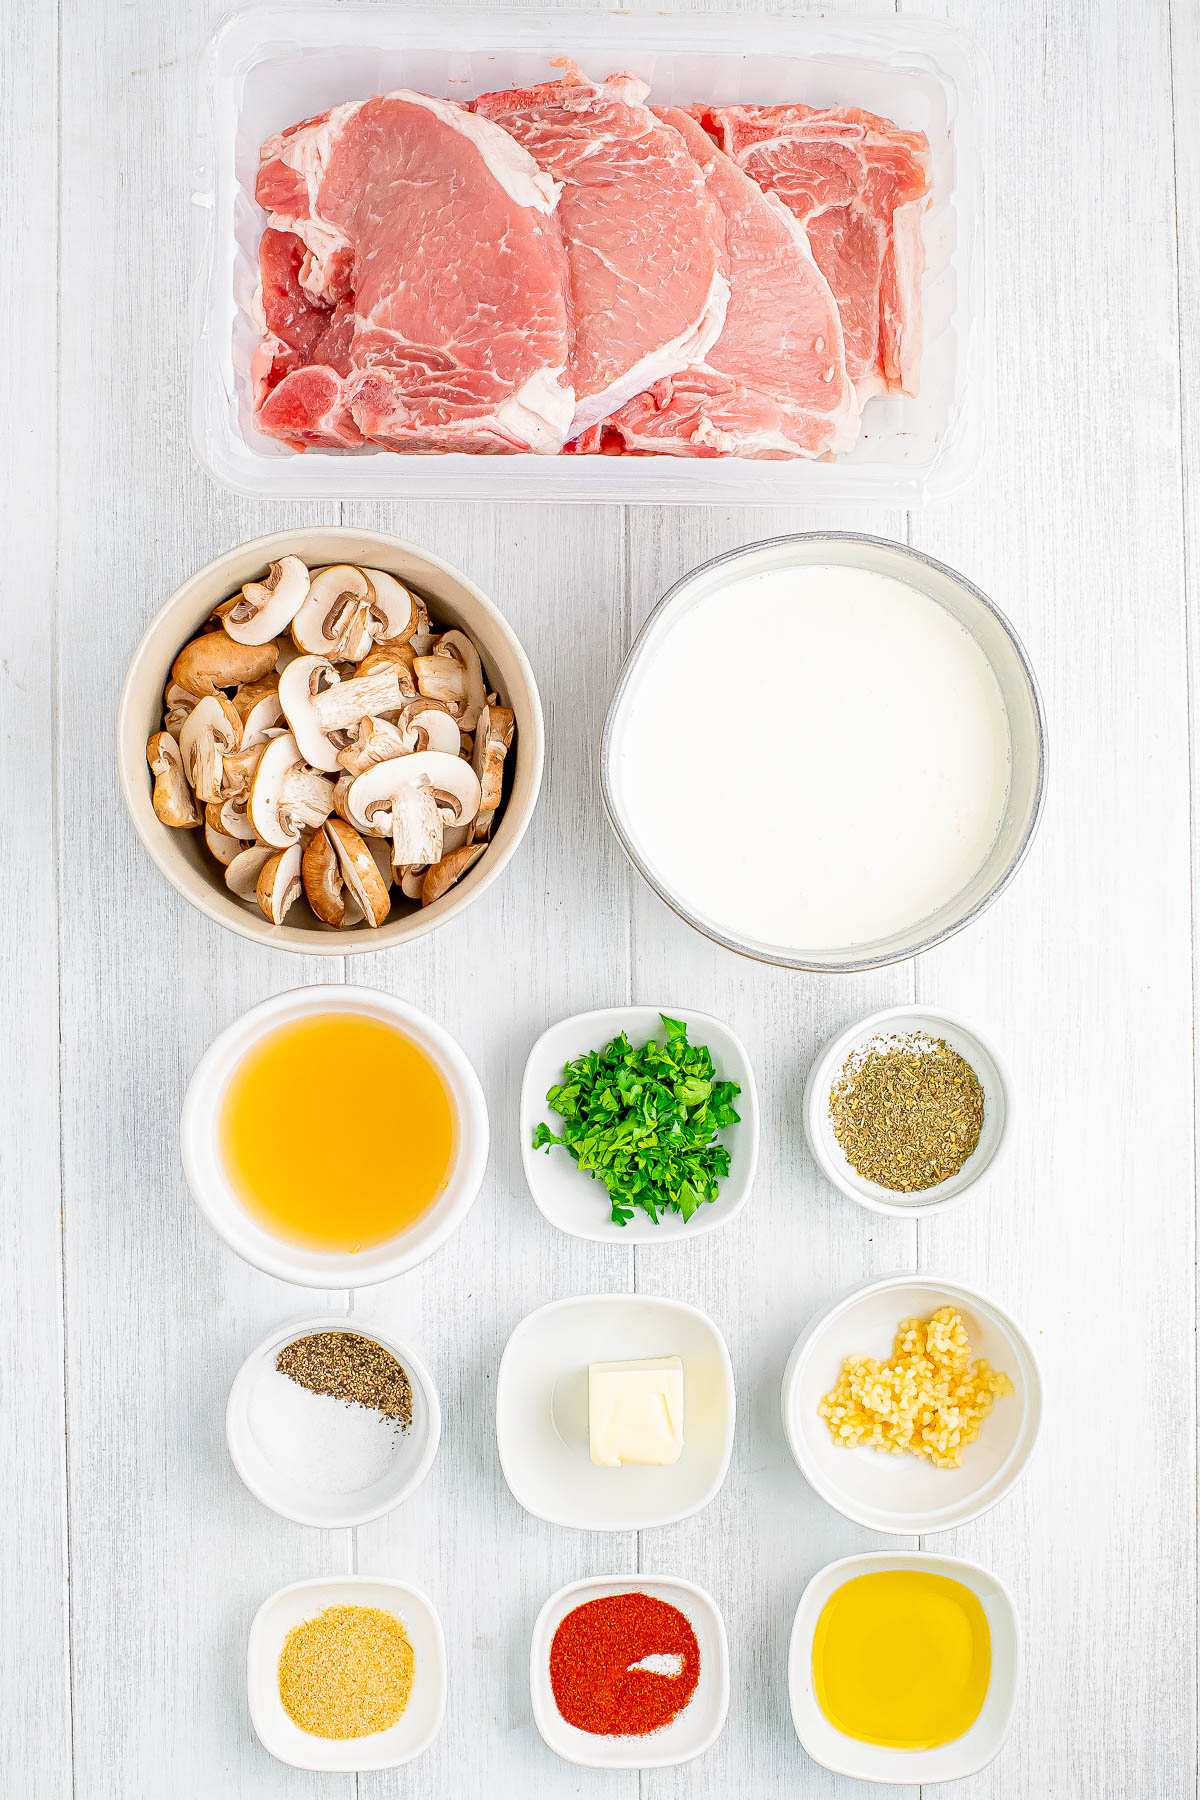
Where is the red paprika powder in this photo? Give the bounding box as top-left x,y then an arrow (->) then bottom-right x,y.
548,1592 -> 701,1736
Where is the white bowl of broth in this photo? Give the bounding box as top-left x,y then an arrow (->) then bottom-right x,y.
180,986 -> 488,1285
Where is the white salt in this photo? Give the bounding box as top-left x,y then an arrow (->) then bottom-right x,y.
248,1366 -> 402,1495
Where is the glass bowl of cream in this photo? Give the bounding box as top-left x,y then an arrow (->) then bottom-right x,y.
601,533 -> 1046,972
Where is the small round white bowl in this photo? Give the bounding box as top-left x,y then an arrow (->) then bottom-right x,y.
520,1005 -> 759,1243
789,1551 -> 1020,1783
601,532 -> 1046,973
530,1574 -> 729,1768
803,1005 -> 1010,1218
781,1275 -> 1041,1535
248,1574 -> 446,1771
181,985 -> 489,1287
226,1315 -> 441,1528
496,1294 -> 735,1532
117,526 -> 544,955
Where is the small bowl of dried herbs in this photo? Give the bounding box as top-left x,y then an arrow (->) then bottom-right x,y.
520,1006 -> 759,1242
803,1007 -> 1010,1217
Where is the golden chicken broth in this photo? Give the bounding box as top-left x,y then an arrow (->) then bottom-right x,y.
219,1014 -> 455,1252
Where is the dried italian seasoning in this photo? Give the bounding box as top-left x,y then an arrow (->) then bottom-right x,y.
828,1033 -> 984,1192
276,1331 -> 413,1431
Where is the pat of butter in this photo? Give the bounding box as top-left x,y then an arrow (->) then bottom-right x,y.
588,1356 -> 684,1467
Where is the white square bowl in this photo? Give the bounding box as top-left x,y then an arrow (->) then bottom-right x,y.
789,1551 -> 1020,1782
520,1006 -> 759,1243
247,1575 -> 446,1770
781,1275 -> 1042,1535
530,1574 -> 729,1768
496,1294 -> 735,1531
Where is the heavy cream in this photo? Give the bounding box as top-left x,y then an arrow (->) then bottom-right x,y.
613,563 -> 1011,951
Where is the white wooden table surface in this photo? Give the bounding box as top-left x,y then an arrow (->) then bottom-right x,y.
3,0 -> 1197,1793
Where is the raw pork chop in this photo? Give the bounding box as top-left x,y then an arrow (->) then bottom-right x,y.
604,107 -> 858,459
252,91 -> 573,453
704,104 -> 930,400
473,70 -> 729,435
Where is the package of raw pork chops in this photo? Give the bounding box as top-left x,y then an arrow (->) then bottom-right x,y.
192,5 -> 982,504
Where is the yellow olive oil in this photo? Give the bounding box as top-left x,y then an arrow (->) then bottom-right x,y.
812,1570 -> 991,1750
220,1013 -> 456,1252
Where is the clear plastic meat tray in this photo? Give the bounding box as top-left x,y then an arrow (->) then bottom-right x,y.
191,4 -> 984,505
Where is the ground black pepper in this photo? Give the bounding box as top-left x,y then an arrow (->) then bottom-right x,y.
276,1331 -> 413,1430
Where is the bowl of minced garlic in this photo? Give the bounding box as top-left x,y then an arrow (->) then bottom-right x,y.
818,1307 -> 1012,1469
248,1577 -> 446,1769
782,1276 -> 1042,1534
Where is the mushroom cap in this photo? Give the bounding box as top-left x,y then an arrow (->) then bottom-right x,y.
256,843 -> 303,923
220,556 -> 310,645
171,629 -> 276,697
301,826 -> 348,928
248,732 -> 335,848
232,679 -> 284,746
345,750 -> 482,839
471,702 -> 516,814
225,844 -> 274,902
421,843 -> 487,907
326,817 -> 390,928
292,564 -> 376,660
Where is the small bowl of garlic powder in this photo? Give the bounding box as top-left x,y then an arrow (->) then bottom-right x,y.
803,1005 -> 1011,1218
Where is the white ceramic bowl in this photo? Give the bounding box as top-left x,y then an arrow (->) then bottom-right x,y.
803,1005 -> 1010,1218
602,532 -> 1046,973
496,1294 -> 735,1532
117,526 -> 544,955
226,1315 -> 441,1528
789,1550 -> 1019,1783
520,1005 -> 759,1243
781,1275 -> 1041,1535
530,1574 -> 729,1768
247,1574 -> 446,1770
181,985 -> 489,1287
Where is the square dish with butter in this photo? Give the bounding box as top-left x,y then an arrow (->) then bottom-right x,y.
496,1295 -> 735,1532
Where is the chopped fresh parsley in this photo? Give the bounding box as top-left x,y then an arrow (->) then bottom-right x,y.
532,1014 -> 741,1226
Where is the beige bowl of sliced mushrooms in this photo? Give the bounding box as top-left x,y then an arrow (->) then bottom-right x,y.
117,528 -> 544,953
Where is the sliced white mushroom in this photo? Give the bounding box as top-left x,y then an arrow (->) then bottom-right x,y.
277,655 -> 402,773
292,565 -> 377,660
231,678 -> 283,746
146,731 -> 200,828
413,630 -> 487,731
335,715 -> 410,778
204,820 -> 242,867
225,844 -> 274,903
162,682 -> 198,739
400,697 -> 462,756
366,835 -> 395,891
256,843 -> 304,924
358,641 -> 417,701
218,556 -> 310,645
345,751 -> 481,869
171,630 -> 276,698
360,568 -> 421,644
178,694 -> 242,804
248,733 -> 336,848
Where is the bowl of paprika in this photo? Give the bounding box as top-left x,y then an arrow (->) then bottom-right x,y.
530,1574 -> 730,1768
